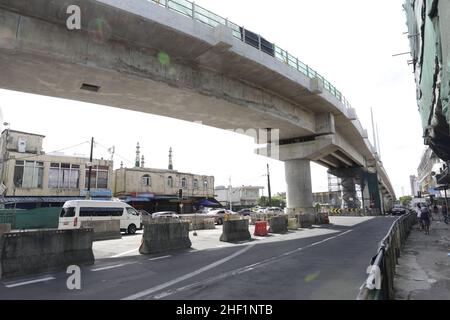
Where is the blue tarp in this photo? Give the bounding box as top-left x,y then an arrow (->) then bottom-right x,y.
197,199 -> 221,207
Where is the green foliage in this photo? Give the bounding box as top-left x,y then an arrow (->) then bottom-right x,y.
399,196 -> 413,206
258,193 -> 286,207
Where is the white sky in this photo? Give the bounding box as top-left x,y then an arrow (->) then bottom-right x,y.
0,0 -> 424,197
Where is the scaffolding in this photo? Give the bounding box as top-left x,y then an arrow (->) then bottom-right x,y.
327,173 -> 343,208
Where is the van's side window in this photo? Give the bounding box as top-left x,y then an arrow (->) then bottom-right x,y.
60,207 -> 76,218
127,208 -> 139,216
79,207 -> 124,217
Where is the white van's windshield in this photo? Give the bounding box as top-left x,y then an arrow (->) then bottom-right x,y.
60,207 -> 76,218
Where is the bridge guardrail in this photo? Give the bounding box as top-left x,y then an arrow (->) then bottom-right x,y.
356,211 -> 417,300
150,0 -> 352,110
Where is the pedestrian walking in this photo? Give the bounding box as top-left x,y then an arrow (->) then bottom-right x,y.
420,205 -> 431,235
416,203 -> 423,230
442,203 -> 449,225
433,204 -> 439,221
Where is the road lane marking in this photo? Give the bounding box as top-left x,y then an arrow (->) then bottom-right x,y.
122,244 -> 255,300
91,263 -> 134,272
4,276 -> 56,288
148,255 -> 171,261
148,229 -> 354,299
111,249 -> 139,258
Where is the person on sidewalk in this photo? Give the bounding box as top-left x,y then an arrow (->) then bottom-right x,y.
420,204 -> 431,235
416,203 -> 423,230
433,204 -> 439,221
442,203 -> 449,225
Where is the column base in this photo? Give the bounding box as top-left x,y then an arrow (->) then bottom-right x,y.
286,208 -> 317,228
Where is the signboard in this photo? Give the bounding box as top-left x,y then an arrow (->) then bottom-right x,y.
80,189 -> 112,198
428,187 -> 440,196
130,192 -> 155,198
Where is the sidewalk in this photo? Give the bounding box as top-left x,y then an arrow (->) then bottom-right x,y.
394,219 -> 450,300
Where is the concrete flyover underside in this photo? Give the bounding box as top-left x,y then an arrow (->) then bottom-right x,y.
0,0 -> 396,210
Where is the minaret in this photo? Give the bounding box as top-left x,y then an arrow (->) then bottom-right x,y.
168,147 -> 173,170
120,161 -> 123,169
141,155 -> 145,168
135,142 -> 140,167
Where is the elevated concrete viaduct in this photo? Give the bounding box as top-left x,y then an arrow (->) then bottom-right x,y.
0,0 -> 396,217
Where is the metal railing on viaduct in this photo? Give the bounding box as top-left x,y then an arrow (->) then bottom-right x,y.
151,0 -> 353,110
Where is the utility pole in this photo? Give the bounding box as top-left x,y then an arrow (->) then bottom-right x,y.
86,137 -> 94,200
229,176 -> 232,211
371,108 -> 378,155
267,164 -> 272,207
376,124 -> 381,159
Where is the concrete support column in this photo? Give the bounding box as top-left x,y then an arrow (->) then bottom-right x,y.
284,159 -> 314,214
341,177 -> 360,209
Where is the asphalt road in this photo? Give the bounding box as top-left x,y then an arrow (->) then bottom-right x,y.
0,216 -> 397,300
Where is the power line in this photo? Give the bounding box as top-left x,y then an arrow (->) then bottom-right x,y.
94,140 -> 134,165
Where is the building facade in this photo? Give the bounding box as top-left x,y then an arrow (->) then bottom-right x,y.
404,0 -> 450,161
409,175 -> 419,197
417,147 -> 444,197
113,146 -> 217,214
215,185 -> 263,209
0,129 -> 113,208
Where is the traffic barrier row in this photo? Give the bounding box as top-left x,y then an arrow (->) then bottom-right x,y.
0,228 -> 95,279
80,220 -> 121,241
139,221 -> 192,254
181,215 -> 216,231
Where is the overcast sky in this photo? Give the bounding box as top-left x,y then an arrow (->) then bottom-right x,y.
0,0 -> 424,197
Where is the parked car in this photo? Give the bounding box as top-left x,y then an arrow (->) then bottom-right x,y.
391,204 -> 407,216
138,209 -> 151,216
265,207 -> 284,214
238,208 -> 253,216
206,209 -> 238,225
151,211 -> 180,219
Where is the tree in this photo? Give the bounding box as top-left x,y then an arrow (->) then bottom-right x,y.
399,196 -> 413,206
258,196 -> 268,206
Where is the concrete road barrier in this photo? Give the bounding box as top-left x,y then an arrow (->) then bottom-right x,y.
298,213 -> 315,228
220,220 -> 251,243
139,221 -> 191,255
0,224 -> 11,237
183,215 -> 216,231
0,228 -> 94,279
80,220 -> 121,241
287,218 -> 299,230
203,218 -> 216,230
269,216 -> 288,234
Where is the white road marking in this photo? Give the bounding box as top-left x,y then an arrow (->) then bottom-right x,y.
91,263 -> 134,272
122,244 -> 255,300
4,276 -> 56,288
148,255 -> 171,261
111,249 -> 139,258
147,229 -> 354,299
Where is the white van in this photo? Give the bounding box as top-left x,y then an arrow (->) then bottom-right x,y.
58,200 -> 141,234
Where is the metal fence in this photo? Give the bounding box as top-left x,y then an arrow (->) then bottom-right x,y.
356,212 -> 417,300
0,211 -> 15,226
149,0 -> 352,110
